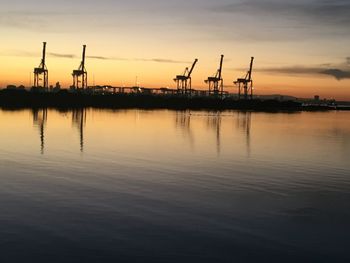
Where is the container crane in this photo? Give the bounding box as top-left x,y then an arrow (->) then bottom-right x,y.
205,55 -> 224,96
174,59 -> 198,95
234,57 -> 254,100
72,45 -> 87,91
33,42 -> 48,91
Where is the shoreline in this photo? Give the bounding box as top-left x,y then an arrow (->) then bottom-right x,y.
0,89 -> 347,112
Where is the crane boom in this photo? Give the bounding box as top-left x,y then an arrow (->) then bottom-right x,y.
187,59 -> 198,78
81,45 -> 86,70
218,55 -> 224,79
41,42 -> 47,68
247,57 -> 254,81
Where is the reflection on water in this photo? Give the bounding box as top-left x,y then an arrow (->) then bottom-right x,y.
31,108 -> 87,153
72,108 -> 86,153
236,111 -> 252,156
175,111 -> 194,148
174,111 -> 252,156
32,108 -> 47,154
206,112 -> 222,154
30,109 -> 253,156
1,109 -> 350,263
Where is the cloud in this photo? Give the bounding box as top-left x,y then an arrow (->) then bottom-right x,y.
257,58 -> 350,80
0,13 -> 43,30
209,0 -> 350,41
49,52 -> 76,59
0,50 -> 37,57
48,52 -> 189,63
88,56 -> 189,63
258,67 -> 322,75
320,69 -> 350,80
82,56 -> 189,63
0,11 -> 70,32
49,53 -> 121,60
214,0 -> 350,27
1,49 -> 189,64
134,58 -> 190,64
87,56 -> 111,60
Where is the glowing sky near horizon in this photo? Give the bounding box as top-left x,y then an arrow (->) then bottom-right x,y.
0,0 -> 349,99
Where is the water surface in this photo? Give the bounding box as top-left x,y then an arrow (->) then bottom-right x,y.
0,109 -> 349,262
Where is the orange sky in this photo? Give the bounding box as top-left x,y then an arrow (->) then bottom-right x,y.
0,0 -> 349,100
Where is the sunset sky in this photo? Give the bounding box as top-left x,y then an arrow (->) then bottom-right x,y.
0,0 -> 349,99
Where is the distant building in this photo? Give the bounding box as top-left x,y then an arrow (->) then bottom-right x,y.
51,82 -> 61,93
314,95 -> 320,101
6,85 -> 17,90
6,85 -> 25,90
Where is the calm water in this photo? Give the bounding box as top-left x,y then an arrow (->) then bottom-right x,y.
0,109 -> 349,262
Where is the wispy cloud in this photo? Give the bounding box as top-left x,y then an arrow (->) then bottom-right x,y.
134,58 -> 190,64
87,56 -> 111,60
91,56 -> 189,63
0,11 -> 68,32
208,0 -> 350,41
0,49 -> 189,64
0,50 -> 37,57
50,54 -> 128,61
86,56 -> 189,63
214,0 -> 350,27
320,69 -> 350,80
258,67 -> 350,80
49,52 -> 76,59
256,58 -> 350,80
0,13 -> 43,30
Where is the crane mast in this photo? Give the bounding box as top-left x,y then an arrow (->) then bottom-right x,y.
174,58 -> 198,95
72,45 -> 88,91
33,42 -> 48,92
205,55 -> 224,97
235,57 -> 254,100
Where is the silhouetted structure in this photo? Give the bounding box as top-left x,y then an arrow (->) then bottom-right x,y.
174,59 -> 198,95
32,108 -> 47,154
72,45 -> 87,91
205,55 -> 224,97
33,42 -> 48,92
0,88 -> 303,110
235,57 -> 254,100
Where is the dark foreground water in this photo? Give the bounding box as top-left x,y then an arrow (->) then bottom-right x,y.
0,109 -> 349,263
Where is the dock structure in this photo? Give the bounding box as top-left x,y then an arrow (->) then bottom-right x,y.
235,57 -> 254,100
18,42 -> 260,100
72,45 -> 87,91
33,42 -> 48,92
205,55 -> 224,97
174,59 -> 198,95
